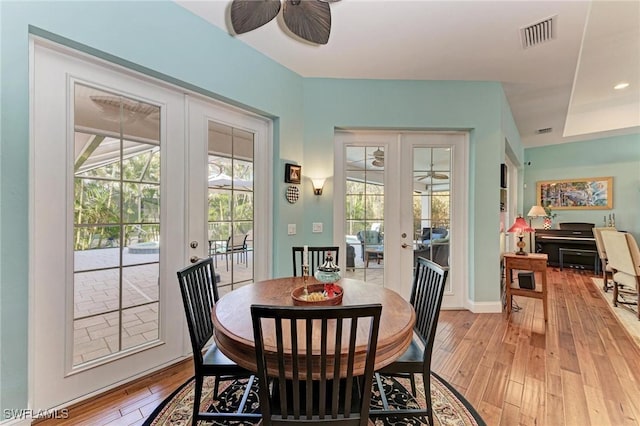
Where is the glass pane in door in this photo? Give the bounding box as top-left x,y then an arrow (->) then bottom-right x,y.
413,147 -> 451,269
73,84 -> 160,366
344,146 -> 385,286
207,123 -> 254,296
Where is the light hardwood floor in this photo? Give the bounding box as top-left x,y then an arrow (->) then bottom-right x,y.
37,268 -> 640,426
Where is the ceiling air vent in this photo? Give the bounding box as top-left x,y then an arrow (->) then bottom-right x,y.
536,127 -> 553,134
520,15 -> 557,49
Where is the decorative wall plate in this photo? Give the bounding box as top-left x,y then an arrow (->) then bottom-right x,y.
286,185 -> 300,203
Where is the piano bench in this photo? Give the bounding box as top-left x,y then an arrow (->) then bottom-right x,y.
559,248 -> 599,274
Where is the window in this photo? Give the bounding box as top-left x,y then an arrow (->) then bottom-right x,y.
207,123 -> 254,293
73,83 -> 161,366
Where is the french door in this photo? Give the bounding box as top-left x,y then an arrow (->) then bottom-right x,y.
186,96 -> 272,294
30,40 -> 271,410
335,131 -> 468,307
31,41 -> 185,411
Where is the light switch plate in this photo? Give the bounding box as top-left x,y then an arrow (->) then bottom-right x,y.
288,224 -> 296,235
312,222 -> 323,233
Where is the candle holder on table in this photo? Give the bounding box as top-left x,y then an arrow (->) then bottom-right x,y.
302,264 -> 309,296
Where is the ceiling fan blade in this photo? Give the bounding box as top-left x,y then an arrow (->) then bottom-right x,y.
416,172 -> 448,181
283,0 -> 331,45
231,0 -> 281,35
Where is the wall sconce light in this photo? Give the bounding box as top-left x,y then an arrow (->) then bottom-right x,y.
311,178 -> 325,196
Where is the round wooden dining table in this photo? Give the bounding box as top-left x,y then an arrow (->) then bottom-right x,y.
211,276 -> 416,379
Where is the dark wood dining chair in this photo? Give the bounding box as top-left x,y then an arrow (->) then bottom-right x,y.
369,257 -> 448,426
292,246 -> 340,276
251,304 -> 382,425
177,258 -> 260,425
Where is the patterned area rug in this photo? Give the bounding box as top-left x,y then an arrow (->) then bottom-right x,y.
144,373 -> 485,425
591,277 -> 640,348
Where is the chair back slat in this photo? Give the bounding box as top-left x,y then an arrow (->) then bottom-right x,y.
252,304 -> 381,425
292,246 -> 340,276
305,318 -> 314,418
290,318 -> 300,418
319,319 -> 328,417
331,318 -> 343,417
343,318 -> 359,419
177,258 -> 219,366
411,257 -> 449,363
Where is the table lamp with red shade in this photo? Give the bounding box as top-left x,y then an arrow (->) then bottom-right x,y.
508,215 -> 534,255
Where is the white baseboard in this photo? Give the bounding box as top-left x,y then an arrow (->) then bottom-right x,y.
465,300 -> 502,313
440,300 -> 502,313
0,417 -> 30,426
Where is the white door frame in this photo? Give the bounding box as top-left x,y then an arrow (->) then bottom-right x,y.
185,94 -> 272,281
504,154 -> 519,253
334,130 -> 468,307
29,37 -> 272,411
30,39 -> 185,411
400,132 -> 469,307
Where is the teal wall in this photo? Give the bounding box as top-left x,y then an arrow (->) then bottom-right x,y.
1,0 -> 306,416
299,79 -> 511,304
1,0 -> 519,415
524,134 -> 640,238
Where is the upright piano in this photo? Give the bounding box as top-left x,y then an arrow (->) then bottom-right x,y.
534,223 -> 598,271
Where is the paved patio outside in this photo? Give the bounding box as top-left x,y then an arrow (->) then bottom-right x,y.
71,245 -> 384,365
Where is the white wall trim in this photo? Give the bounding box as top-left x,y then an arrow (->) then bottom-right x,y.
464,300 -> 503,313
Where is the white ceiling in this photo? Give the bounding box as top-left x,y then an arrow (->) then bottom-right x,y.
176,0 -> 640,148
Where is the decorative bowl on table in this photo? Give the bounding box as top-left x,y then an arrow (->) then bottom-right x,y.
291,283 -> 343,306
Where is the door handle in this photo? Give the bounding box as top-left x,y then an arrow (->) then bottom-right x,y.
401,243 -> 410,249
190,256 -> 201,263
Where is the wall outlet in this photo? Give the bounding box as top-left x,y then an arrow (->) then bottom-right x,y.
287,224 -> 296,235
312,222 -> 323,233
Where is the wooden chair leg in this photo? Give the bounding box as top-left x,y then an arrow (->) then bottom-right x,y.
192,375 -> 203,426
409,373 -> 417,396
374,373 -> 391,410
602,261 -> 609,291
424,372 -> 433,426
214,376 -> 220,398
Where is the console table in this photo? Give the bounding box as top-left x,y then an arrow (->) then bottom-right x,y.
504,252 -> 548,322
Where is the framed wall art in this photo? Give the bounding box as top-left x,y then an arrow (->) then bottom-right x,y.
536,176 -> 613,210
285,163 -> 301,184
